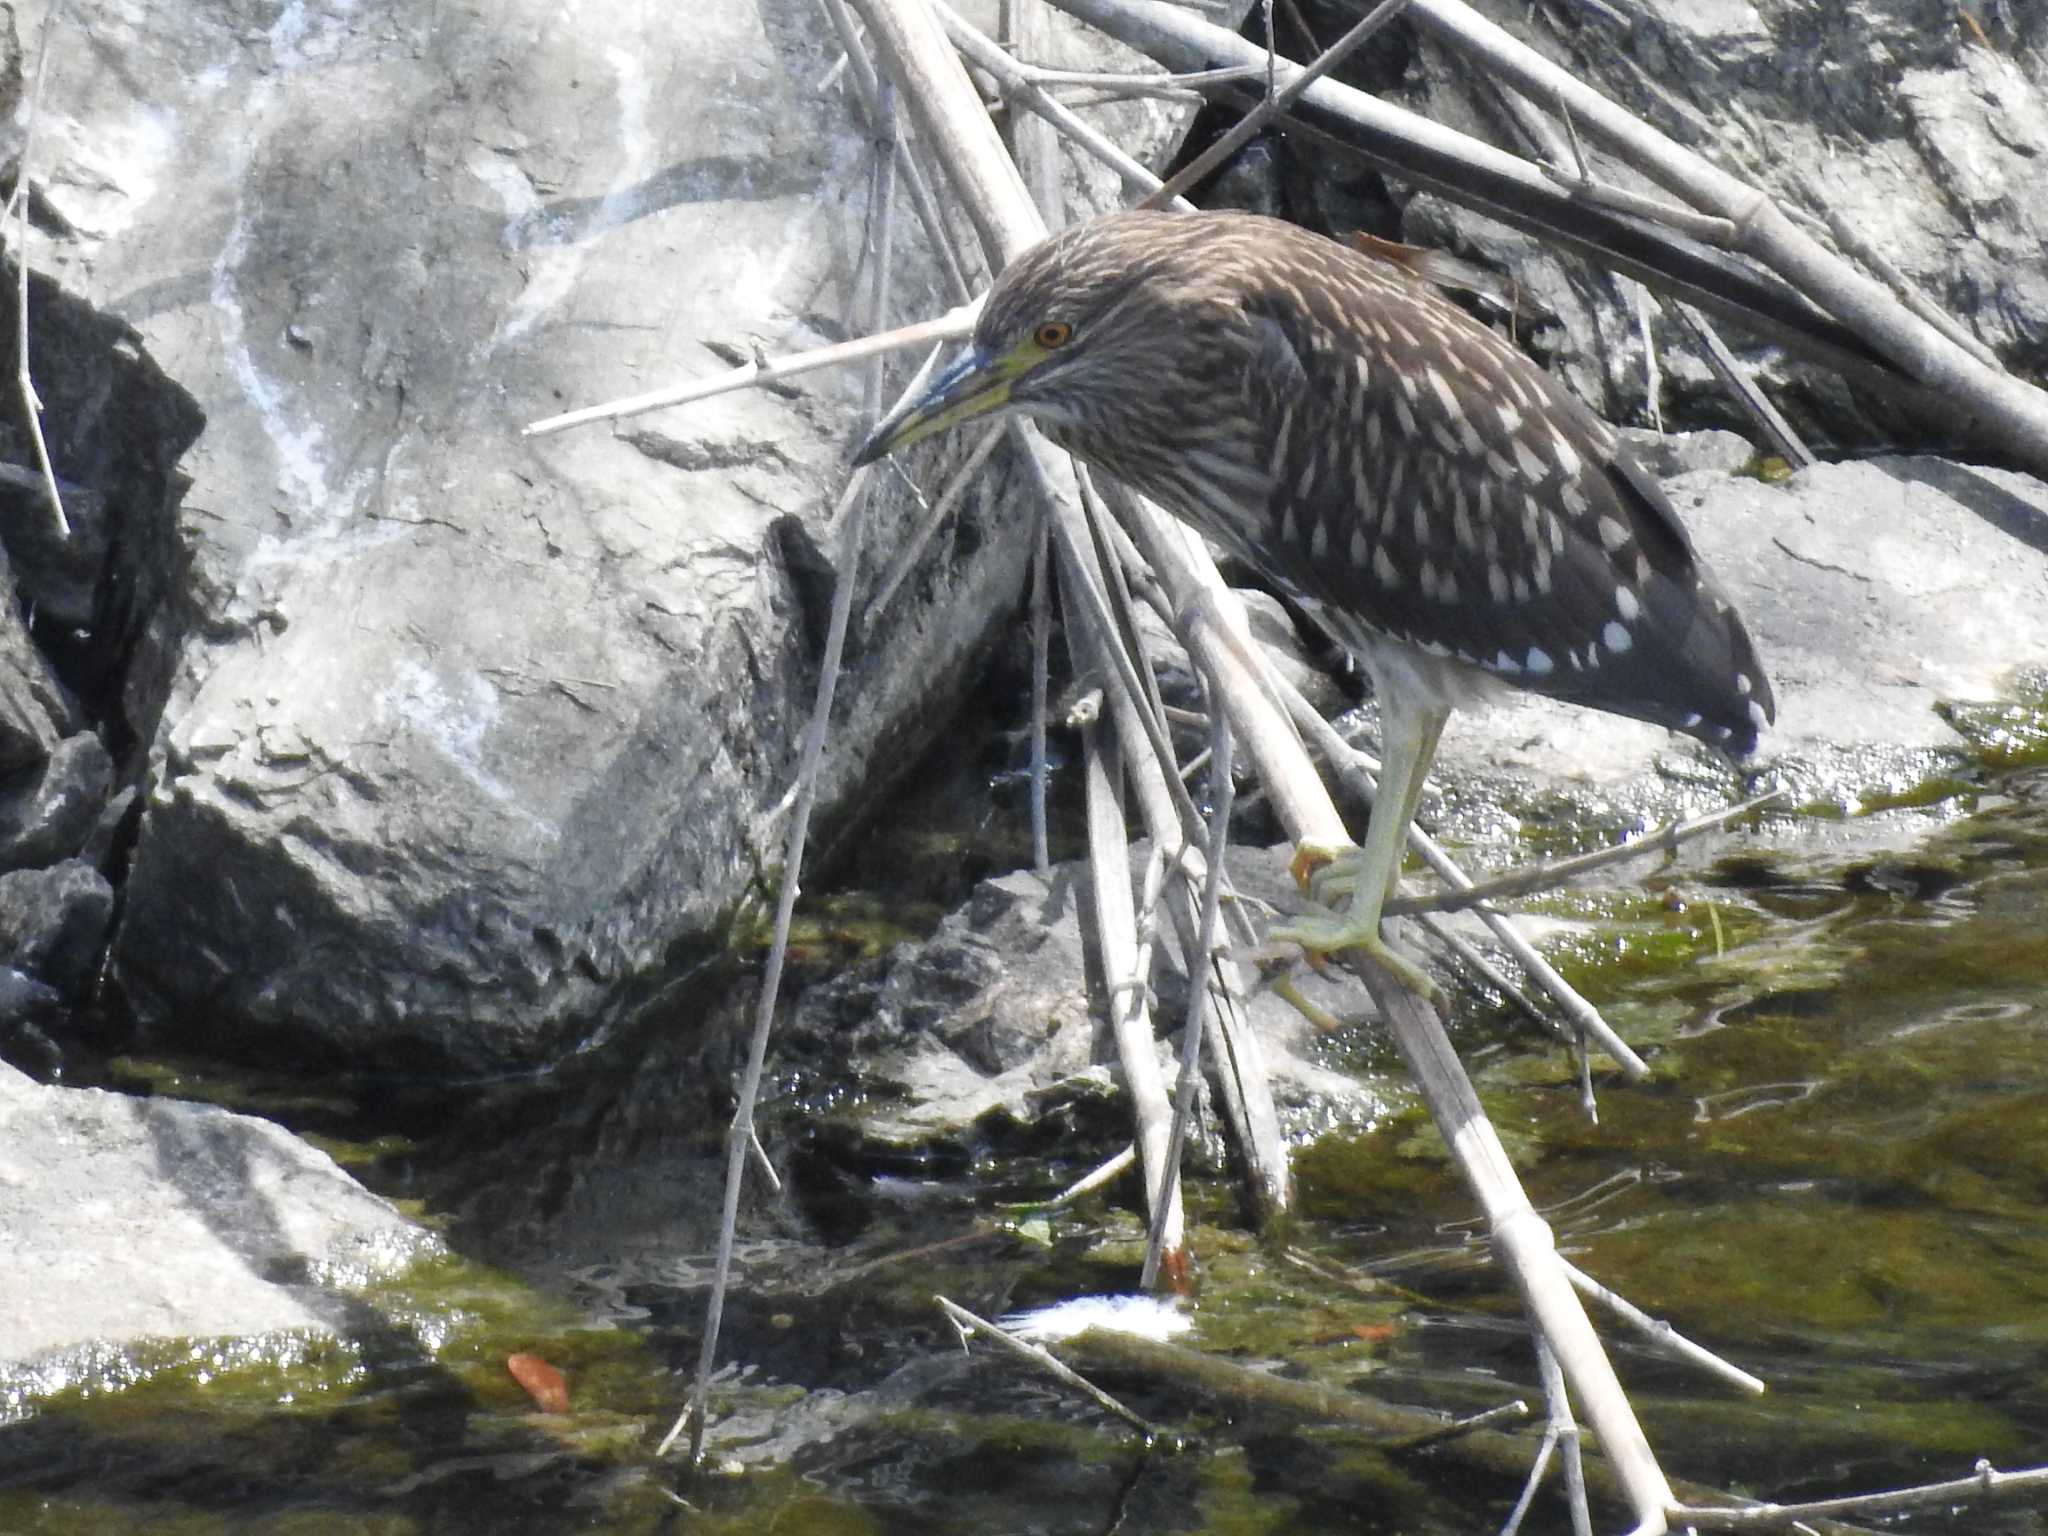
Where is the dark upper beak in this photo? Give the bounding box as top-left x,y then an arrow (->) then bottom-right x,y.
851,343 -> 1020,466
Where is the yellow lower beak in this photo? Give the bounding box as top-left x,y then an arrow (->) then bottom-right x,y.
851,345 -> 1022,465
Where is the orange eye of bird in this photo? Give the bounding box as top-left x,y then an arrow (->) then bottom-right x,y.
1034,321 -> 1072,348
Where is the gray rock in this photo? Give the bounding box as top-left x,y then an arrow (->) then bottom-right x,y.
0,731 -> 112,869
14,0 -> 1214,1069
0,255 -> 201,761
0,860 -> 113,995
781,864 -> 1385,1148
0,540 -> 75,777
0,1062 -> 440,1375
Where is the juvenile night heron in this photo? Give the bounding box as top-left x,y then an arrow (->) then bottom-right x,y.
854,209 -> 1773,994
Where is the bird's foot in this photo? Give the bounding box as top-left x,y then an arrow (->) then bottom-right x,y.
1267,907 -> 1445,1013
1290,839 -> 1401,910
1288,838 -> 1364,904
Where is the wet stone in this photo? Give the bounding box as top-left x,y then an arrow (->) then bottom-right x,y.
0,860 -> 114,995
0,732 -> 113,870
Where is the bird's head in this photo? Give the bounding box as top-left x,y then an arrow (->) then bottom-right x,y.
852,212 -> 1229,467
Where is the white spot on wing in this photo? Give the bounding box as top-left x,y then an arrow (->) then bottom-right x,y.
1603,620 -> 1633,654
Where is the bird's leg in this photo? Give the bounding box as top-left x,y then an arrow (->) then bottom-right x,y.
1272,694 -> 1449,1003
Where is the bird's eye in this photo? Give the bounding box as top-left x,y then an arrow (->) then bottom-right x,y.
1034,321 -> 1072,349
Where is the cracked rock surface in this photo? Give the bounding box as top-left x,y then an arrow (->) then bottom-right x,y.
17,0 -> 1191,1067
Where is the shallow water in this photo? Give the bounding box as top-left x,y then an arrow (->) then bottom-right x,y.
6,757 -> 2048,1534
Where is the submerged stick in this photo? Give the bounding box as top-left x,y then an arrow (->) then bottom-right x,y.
1561,1261 -> 1767,1397
1350,964 -> 1675,1532
936,1296 -> 1168,1437
1385,791 -> 1787,917
1670,1459 -> 2048,1529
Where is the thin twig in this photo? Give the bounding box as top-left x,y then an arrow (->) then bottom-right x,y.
746,1128 -> 782,1193
522,303 -> 978,438
935,1296 -> 1169,1436
10,5 -> 66,539
1670,300 -> 1818,470
822,0 -> 975,302
1790,170 -> 2004,373
1029,510 -> 1053,872
1036,1143 -> 1137,1208
1537,157 -> 1741,246
938,1 -> 1198,211
1143,0 -> 1412,209
1536,1339 -> 1595,1536
1384,1398 -> 1529,1452
661,470 -> 877,1463
1142,651 -> 1232,1290
1669,1459 -> 2048,1528
866,419 -> 1007,620
1385,791 -> 1785,917
1561,1260 -> 1767,1396
1500,1400 -> 1562,1536
1415,911 -> 1556,1037
666,69 -> 914,1457
1633,278 -> 1664,433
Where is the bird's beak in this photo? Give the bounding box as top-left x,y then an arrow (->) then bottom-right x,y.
851,338 -> 1041,466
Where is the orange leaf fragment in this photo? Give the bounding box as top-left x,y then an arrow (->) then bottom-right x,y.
506,1352 -> 569,1414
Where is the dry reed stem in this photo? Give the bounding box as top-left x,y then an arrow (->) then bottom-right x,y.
1669,1459 -> 2048,1529
934,1296 -> 1168,1437
521,303 -> 978,439
1400,0 -> 2048,476
1560,1260 -> 1767,1397
11,5 -> 67,539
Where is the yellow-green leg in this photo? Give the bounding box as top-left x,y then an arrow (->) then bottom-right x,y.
1271,687 -> 1449,1000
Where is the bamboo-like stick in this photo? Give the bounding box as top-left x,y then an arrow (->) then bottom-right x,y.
940,1 -> 1198,212
860,0 -> 1297,1222
1352,969 -> 1674,1532
1142,688 -> 1233,1289
1081,715 -> 1184,1265
1040,0 -> 1978,420
1399,0 -> 2048,476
